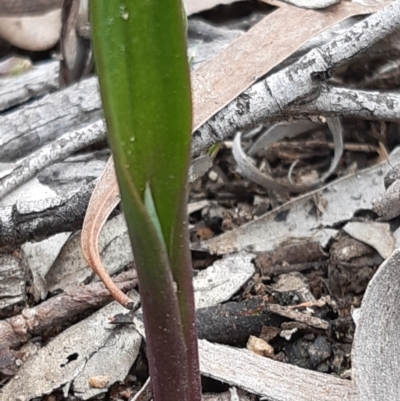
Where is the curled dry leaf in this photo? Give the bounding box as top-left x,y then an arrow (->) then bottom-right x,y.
60,0 -> 92,86
80,155 -> 217,308
232,118 -> 343,193
248,120 -> 318,157
81,158 -> 134,309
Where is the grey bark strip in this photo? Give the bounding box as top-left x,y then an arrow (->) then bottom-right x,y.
300,84 -> 400,121
0,181 -> 99,248
0,120 -> 106,199
0,60 -> 59,112
199,340 -> 358,401
0,76 -> 101,162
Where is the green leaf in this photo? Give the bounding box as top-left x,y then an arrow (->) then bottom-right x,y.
144,182 -> 165,248
90,0 -> 192,254
90,0 -> 201,400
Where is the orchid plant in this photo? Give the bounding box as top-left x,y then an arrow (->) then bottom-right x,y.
87,1 -> 202,400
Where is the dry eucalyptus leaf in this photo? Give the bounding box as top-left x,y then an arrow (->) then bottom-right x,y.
199,340 -> 357,401
46,214 -> 132,293
353,248 -> 400,401
79,158 -> 132,308
193,251 -> 255,309
193,151 -> 400,255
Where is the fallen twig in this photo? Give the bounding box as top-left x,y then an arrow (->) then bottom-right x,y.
0,270 -> 137,350
0,60 -> 59,112
192,1 -> 400,156
0,181 -> 99,248
0,120 -> 106,199
266,304 -> 329,330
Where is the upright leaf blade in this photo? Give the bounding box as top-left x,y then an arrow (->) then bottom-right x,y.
90,0 -> 191,247
90,1 -> 201,400
144,183 -> 166,249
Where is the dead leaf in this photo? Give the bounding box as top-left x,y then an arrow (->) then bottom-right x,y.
193,151 -> 400,255
80,158 -> 134,309
232,118 -> 343,193
60,0 -> 92,86
352,248 -> 400,400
